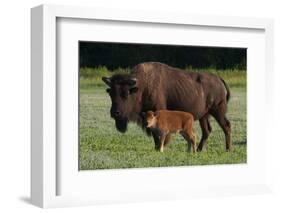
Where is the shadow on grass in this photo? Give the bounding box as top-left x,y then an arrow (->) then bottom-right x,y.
234,140 -> 247,145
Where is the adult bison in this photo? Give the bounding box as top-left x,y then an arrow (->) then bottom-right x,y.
102,62 -> 231,151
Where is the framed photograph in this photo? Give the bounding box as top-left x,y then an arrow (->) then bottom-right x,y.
31,4 -> 274,208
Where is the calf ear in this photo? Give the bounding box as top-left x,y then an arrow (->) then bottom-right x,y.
129,87 -> 138,94
102,77 -> 111,87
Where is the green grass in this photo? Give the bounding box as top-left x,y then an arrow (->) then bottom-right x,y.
79,68 -> 247,170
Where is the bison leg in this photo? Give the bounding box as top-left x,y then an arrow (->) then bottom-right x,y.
151,129 -> 161,151
211,103 -> 232,151
197,115 -> 212,152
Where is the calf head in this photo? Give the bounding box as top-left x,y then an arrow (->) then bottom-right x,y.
143,111 -> 157,128
102,74 -> 139,133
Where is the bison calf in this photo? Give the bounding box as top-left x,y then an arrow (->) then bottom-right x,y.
143,110 -> 196,153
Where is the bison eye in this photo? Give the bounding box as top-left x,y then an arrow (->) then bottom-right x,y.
129,87 -> 138,94
106,88 -> 111,93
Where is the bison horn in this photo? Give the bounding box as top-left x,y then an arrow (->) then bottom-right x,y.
102,77 -> 111,86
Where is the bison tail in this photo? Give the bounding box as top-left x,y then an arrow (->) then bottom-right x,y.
220,78 -> 230,102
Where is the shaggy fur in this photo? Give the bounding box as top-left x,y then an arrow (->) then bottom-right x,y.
102,62 -> 231,151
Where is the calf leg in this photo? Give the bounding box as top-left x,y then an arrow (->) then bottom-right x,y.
163,133 -> 172,146
151,128 -> 167,151
152,101 -> 168,149
181,131 -> 196,153
159,134 -> 166,152
197,115 -> 212,152
211,103 -> 232,151
189,132 -> 197,153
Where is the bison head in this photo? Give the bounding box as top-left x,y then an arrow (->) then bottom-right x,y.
102,75 -> 139,133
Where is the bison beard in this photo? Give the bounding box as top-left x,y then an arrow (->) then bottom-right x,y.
115,119 -> 128,133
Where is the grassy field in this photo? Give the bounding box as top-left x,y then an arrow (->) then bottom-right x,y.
79,67 -> 247,170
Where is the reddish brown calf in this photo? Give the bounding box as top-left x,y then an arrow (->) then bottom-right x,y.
144,110 -> 196,153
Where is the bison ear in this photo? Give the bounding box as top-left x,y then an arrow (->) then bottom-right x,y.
102,77 -> 111,87
129,86 -> 138,94
140,112 -> 146,119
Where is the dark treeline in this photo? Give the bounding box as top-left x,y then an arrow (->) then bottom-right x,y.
79,42 -> 246,70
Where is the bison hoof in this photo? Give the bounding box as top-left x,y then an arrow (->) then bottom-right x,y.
196,147 -> 203,152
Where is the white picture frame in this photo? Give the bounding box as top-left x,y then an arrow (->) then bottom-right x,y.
31,4 -> 274,208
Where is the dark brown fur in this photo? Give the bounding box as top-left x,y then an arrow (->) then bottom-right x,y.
102,62 -> 231,151
145,110 -> 196,153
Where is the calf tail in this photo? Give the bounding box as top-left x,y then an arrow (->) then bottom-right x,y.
220,77 -> 230,102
